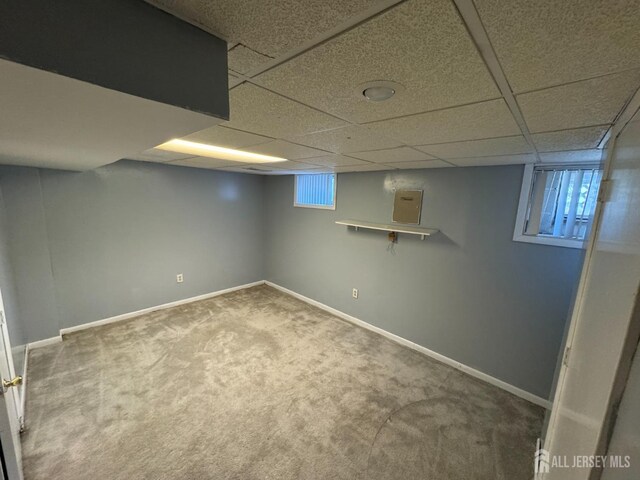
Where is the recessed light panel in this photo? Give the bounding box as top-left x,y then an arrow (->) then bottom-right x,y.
156,139 -> 287,163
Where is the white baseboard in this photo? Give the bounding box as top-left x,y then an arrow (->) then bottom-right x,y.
25,278 -> 550,409
27,336 -> 62,350
265,280 -> 552,409
59,280 -> 265,336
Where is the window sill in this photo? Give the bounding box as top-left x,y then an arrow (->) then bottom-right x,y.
293,203 -> 335,210
513,234 -> 585,249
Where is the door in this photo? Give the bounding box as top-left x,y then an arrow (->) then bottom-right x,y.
542,105 -> 640,479
0,287 -> 22,480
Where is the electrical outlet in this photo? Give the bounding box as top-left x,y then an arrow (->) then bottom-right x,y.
352,288 -> 358,299
176,273 -> 184,283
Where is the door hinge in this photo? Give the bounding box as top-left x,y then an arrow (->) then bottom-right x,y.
0,311 -> 4,325
598,179 -> 612,203
563,346 -> 572,367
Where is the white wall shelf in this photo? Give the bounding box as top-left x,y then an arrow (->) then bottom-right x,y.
335,219 -> 439,240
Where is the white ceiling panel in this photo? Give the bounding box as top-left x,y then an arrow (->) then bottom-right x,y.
517,70 -> 640,133
333,164 -> 397,173
168,157 -> 250,169
448,154 -> 536,167
146,0 -> 383,58
416,135 -> 532,159
539,150 -> 604,164
228,44 -> 272,74
213,166 -> 265,175
127,149 -> 195,162
224,83 -> 347,138
182,125 -> 272,148
475,0 -> 640,93
253,160 -> 323,170
300,154 -> 369,167
228,72 -> 243,89
288,125 -> 403,154
367,99 -> 521,146
0,59 -> 220,171
246,140 -> 328,159
215,166 -> 276,175
220,165 -> 325,175
257,0 -> 499,123
348,146 -> 434,163
532,126 -> 609,153
386,160 -> 452,169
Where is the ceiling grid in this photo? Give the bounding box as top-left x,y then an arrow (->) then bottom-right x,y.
136,0 -> 640,174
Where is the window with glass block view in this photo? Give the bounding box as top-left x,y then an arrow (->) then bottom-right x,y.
522,165 -> 602,243
294,173 -> 336,209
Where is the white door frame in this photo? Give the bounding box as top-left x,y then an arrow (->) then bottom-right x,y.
542,88 -> 640,479
0,288 -> 23,480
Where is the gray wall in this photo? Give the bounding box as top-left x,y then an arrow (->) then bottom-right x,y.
0,160 -> 583,399
0,168 -> 59,341
0,160 -> 265,339
0,189 -> 26,350
264,166 -> 583,399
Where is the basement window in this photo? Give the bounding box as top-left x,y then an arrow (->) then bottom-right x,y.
294,173 -> 336,210
513,164 -> 602,248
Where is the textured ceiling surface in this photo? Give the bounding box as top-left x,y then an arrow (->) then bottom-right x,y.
366,100 -> 521,146
474,0 -> 640,93
256,0 -> 499,123
133,0 -> 640,175
145,0 -> 386,58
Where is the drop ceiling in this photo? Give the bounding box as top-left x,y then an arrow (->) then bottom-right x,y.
139,0 -> 640,175
7,0 -> 640,174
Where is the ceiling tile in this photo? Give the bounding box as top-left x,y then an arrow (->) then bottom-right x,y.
217,167 -> 270,175
539,150 -> 604,164
224,83 -> 347,138
300,154 -> 369,167
532,126 -> 609,152
127,149 -> 195,162
228,73 -> 243,89
228,44 -> 273,75
255,160 -> 324,170
448,154 -> 536,167
182,125 -> 272,148
386,160 -> 452,169
246,140 -> 328,159
168,156 -> 250,169
475,0 -> 640,93
221,165 -> 325,175
348,147 -> 434,163
333,164 -> 397,173
146,0 -> 382,58
416,135 -> 532,159
517,70 -> 640,133
288,125 -> 403,154
256,0 -> 499,122
367,99 -> 521,146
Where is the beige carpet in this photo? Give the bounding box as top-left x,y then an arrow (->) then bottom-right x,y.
22,285 -> 543,479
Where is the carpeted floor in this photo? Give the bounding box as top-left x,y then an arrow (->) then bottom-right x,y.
22,285 -> 543,479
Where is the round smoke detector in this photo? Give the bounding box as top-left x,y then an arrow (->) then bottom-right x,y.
357,80 -> 404,102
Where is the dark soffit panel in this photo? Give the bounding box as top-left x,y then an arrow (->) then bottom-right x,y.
0,0 -> 229,120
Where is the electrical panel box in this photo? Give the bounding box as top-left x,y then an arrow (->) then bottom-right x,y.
392,190 -> 423,225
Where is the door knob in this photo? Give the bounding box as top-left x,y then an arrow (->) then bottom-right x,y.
2,376 -> 22,389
